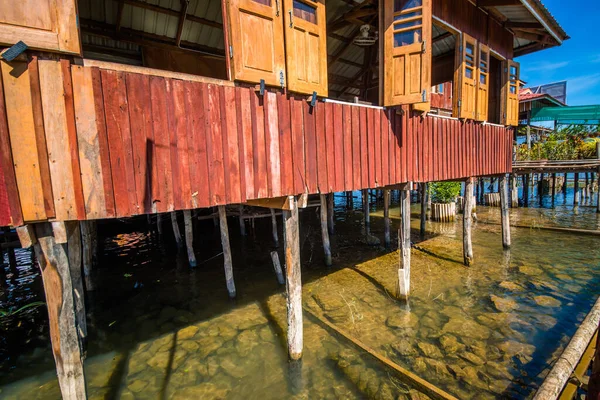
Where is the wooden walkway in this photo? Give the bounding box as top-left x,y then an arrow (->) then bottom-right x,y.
0,58 -> 513,227
512,160 -> 600,174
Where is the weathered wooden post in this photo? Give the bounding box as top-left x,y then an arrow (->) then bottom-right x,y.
319,194 -> 332,267
346,191 -> 353,209
156,213 -> 163,235
362,189 -> 370,235
80,220 -> 96,291
383,189 -> 391,248
270,251 -> 285,285
170,212 -> 183,249
327,193 -> 335,235
551,173 -> 557,207
30,222 -> 87,399
511,174 -> 519,207
523,174 -> 529,207
183,210 -> 197,267
397,183 -> 411,300
463,178 -> 474,266
538,172 -> 544,206
563,172 -> 568,196
270,209 -> 279,248
283,196 -> 303,360
238,205 -> 246,236
585,173 -> 590,200
218,206 -> 236,298
574,173 -> 580,205
420,183 -> 427,240
499,174 -> 511,249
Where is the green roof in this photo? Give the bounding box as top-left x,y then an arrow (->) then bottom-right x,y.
530,105 -> 600,125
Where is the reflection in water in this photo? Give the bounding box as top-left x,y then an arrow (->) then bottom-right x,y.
0,189 -> 599,399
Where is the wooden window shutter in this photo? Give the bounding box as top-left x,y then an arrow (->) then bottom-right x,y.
0,0 -> 81,54
475,43 -> 489,122
227,0 -> 286,87
382,0 -> 432,107
283,0 -> 328,96
502,60 -> 520,126
453,33 -> 477,120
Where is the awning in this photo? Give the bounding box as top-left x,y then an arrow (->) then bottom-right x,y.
530,105 -> 600,125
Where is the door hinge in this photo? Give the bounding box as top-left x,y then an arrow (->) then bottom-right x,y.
279,70 -> 285,88
421,90 -> 427,102
229,45 -> 233,59
458,100 -> 461,108
422,40 -> 426,52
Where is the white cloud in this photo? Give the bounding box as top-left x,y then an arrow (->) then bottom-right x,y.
565,72 -> 600,95
523,60 -> 570,72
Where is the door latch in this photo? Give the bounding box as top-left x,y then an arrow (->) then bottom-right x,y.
279,71 -> 285,89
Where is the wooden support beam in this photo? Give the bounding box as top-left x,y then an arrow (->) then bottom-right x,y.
463,178 -> 474,266
170,212 -> 183,249
327,193 -> 335,235
397,186 -> 411,300
218,206 -> 236,298
499,174 -> 511,249
246,196 -> 294,210
156,213 -> 163,235
574,173 -> 580,205
66,222 -> 87,351
238,205 -> 246,236
270,251 -> 285,285
362,189 -> 370,235
510,174 -> 519,208
183,210 -> 196,267
121,0 -> 223,29
80,221 -> 96,291
16,225 -> 36,248
319,194 -> 332,267
270,209 -> 279,248
383,189 -> 391,249
420,183 -> 427,240
33,222 -> 87,399
283,196 -> 303,360
551,173 -> 557,207
174,0 -> 190,47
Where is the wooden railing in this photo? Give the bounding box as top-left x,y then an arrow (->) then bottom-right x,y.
0,58 -> 513,226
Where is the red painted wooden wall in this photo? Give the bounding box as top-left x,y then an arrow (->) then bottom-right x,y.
0,60 -> 513,226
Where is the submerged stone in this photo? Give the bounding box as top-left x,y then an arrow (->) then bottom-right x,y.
534,295 -> 562,307
391,339 -> 417,357
313,292 -> 346,311
439,334 -> 465,355
177,325 -> 199,340
386,311 -> 419,329
519,266 -> 543,276
442,317 -> 491,340
498,340 -> 536,357
417,342 -> 443,359
499,281 -> 525,292
490,295 -> 518,312
459,351 -> 485,366
171,383 -> 229,400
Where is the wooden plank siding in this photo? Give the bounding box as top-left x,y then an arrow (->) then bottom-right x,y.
0,63 -> 513,225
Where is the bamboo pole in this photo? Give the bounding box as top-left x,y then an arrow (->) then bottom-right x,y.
270,251 -> 285,285
319,194 -> 332,267
384,189 -> 391,248
397,186 -> 411,300
499,174 -> 511,249
218,206 -> 236,298
270,209 -> 279,248
463,178 -> 474,266
33,223 -> 88,399
283,196 -> 303,360
183,210 -> 197,267
533,296 -> 600,400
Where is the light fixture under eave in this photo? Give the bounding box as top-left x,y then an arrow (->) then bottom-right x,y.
353,25 -> 378,47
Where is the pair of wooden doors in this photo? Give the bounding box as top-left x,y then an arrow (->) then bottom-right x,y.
227,0 -> 328,96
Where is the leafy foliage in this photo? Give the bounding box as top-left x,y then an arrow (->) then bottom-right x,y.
430,181 -> 461,204
516,124 -> 600,161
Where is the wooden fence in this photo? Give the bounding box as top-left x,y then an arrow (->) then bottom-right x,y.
0,58 -> 513,227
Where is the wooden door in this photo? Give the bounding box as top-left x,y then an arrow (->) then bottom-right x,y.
227,0 -> 286,87
0,0 -> 80,54
475,43 -> 489,122
283,0 -> 328,96
453,33 -> 477,119
382,0 -> 432,107
502,60 -> 520,126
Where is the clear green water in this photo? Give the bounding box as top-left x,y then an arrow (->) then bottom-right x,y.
1,192 -> 599,399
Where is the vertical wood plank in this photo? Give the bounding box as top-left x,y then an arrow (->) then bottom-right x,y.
165,79 -> 182,211
1,60 -> 46,222
304,101 -> 317,193
366,108 -> 376,188
149,76 -> 173,212
290,96 -> 305,195
351,106 -> 361,190
381,111 -> 389,187
342,105 -> 353,191
238,88 -> 255,200
277,92 -> 293,196
185,82 -> 210,208
173,80 -> 194,209
221,85 -> 242,204
72,66 -> 108,219
101,69 -> 137,216
206,84 -> 226,205
251,92 -> 268,198
325,102 -> 335,193
374,109 -> 382,187
264,91 -> 281,197
360,107 -> 369,189
315,100 -> 328,193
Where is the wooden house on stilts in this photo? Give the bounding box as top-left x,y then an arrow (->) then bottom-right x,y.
0,0 -> 567,397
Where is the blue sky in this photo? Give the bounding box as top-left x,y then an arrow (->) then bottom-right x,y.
517,0 -> 600,106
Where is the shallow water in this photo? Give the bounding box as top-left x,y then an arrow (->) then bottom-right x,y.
0,190 -> 599,399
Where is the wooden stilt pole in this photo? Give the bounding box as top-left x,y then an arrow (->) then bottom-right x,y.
327,193 -> 335,235
33,222 -> 87,399
499,175 -> 511,249
64,222 -> 87,354
346,191 -> 353,209
156,213 -> 163,235
397,184 -> 411,300
597,168 -> 600,214
283,196 -> 303,360
524,174 -> 529,207
238,205 -> 246,236
362,189 -> 370,235
170,212 -> 183,249
218,206 -> 236,298
551,173 -> 557,207
585,173 -> 590,199
80,221 -> 96,291
463,178 -> 474,266
563,172 -> 568,195
420,183 -> 427,240
270,209 -> 279,247
511,175 -> 519,207
383,189 -> 391,249
270,251 -> 285,285
183,210 -> 197,267
574,173 -> 580,205
319,194 -> 332,267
